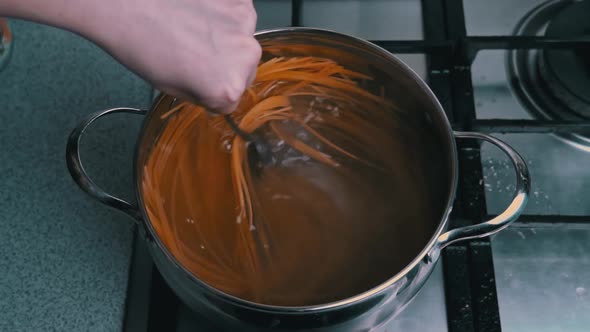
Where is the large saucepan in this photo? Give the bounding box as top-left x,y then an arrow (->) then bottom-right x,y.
66,28 -> 530,331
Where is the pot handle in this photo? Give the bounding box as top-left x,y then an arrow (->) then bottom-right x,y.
436,131 -> 530,250
66,107 -> 147,222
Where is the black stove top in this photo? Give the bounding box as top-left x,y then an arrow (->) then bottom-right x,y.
122,1 -> 590,331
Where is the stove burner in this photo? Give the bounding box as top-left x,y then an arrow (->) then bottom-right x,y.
507,0 -> 590,151
541,1 -> 590,116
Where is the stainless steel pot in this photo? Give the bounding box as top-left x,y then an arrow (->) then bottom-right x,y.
66,28 -> 530,331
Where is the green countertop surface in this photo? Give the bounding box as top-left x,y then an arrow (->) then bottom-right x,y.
0,20 -> 151,331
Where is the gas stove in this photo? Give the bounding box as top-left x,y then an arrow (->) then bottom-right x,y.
123,1 -> 590,331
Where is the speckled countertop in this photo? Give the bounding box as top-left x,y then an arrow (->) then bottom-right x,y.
0,20 -> 151,331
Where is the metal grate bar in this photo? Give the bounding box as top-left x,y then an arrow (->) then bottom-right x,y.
508,214 -> 590,224
443,246 -> 476,332
467,36 -> 590,49
372,40 -> 452,53
464,36 -> 590,63
422,0 -> 478,330
291,0 -> 302,27
147,265 -> 180,332
465,120 -> 590,134
123,229 -> 154,332
443,0 -> 502,331
422,0 -> 454,120
468,242 -> 502,332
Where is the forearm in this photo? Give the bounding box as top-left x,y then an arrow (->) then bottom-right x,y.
0,0 -> 102,37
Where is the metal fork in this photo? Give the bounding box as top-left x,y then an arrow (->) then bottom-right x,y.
224,115 -> 273,168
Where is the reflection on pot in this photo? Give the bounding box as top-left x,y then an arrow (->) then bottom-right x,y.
0,18 -> 13,72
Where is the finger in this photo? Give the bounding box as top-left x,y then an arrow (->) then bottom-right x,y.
241,1 -> 258,34
247,40 -> 262,87
246,64 -> 257,88
246,7 -> 258,35
210,100 -> 240,115
157,85 -> 199,106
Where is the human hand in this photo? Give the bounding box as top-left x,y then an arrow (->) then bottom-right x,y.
83,0 -> 261,114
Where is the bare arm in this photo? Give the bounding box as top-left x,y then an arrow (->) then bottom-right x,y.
0,0 -> 261,113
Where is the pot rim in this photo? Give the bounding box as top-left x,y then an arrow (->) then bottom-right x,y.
134,26 -> 459,313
